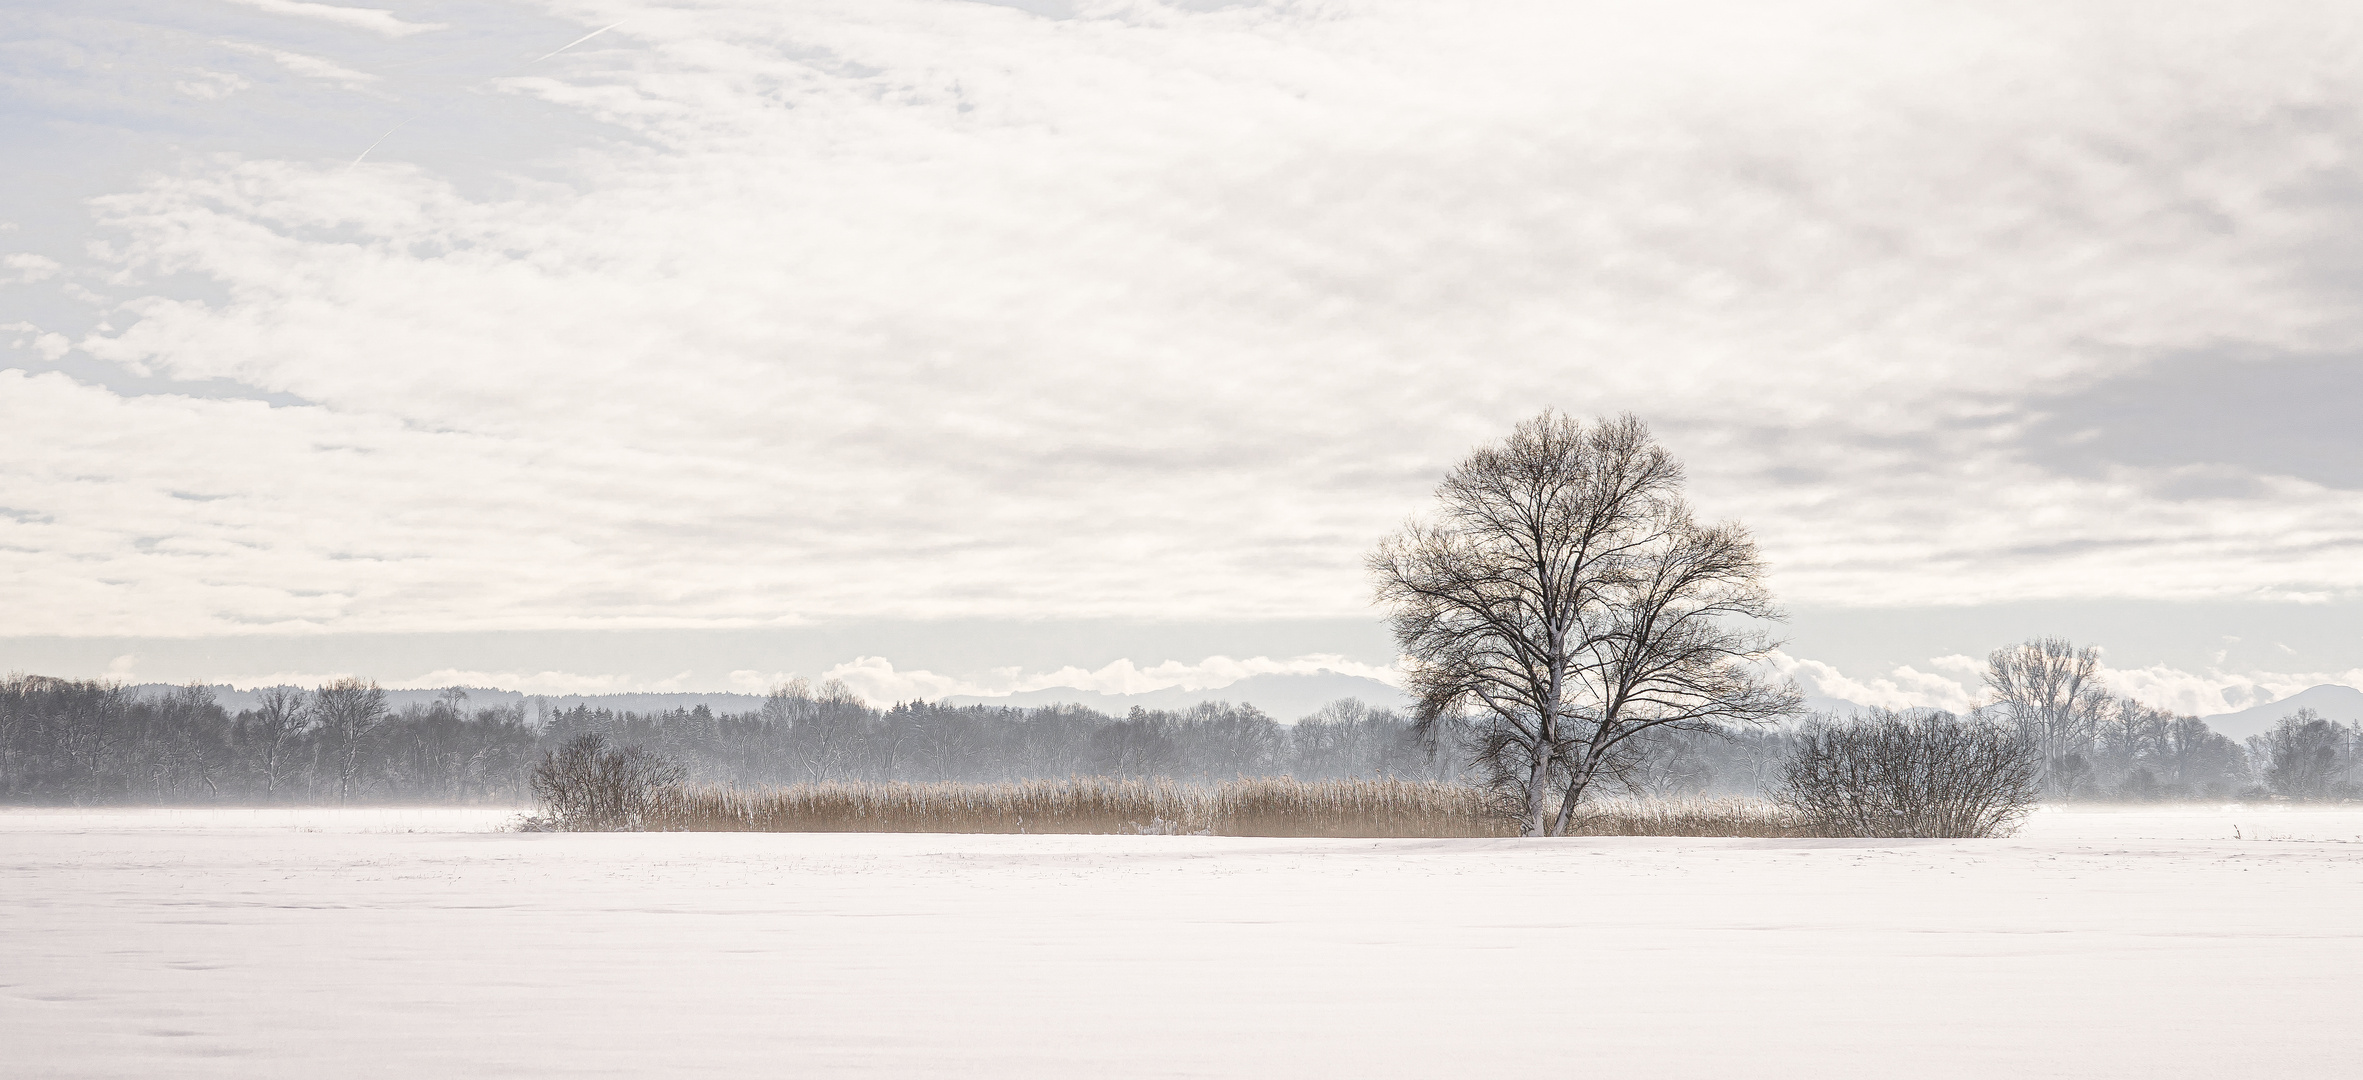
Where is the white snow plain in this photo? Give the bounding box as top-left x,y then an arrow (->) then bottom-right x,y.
5,805 -> 2359,1078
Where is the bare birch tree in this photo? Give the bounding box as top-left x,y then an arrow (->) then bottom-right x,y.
1984,638 -> 2109,796
314,677 -> 388,803
250,686 -> 313,801
0,677 -> 24,798
1371,411 -> 1799,836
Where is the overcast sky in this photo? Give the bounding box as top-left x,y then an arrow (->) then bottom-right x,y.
6,0 -> 2363,715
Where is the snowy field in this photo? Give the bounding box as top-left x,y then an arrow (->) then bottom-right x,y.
6,806 -> 2359,1078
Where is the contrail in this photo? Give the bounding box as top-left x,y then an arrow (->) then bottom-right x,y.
348,21 -> 629,168
535,21 -> 628,64
350,119 -> 411,168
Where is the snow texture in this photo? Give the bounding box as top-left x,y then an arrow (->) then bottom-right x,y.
5,806 -> 2360,1077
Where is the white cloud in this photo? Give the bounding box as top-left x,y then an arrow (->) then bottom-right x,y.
18,1 -> 2363,642
3,254 -> 63,283
185,668 -> 707,695
3,323 -> 73,361
154,652 -> 1393,706
222,42 -> 381,88
1926,655 -> 1988,681
216,0 -> 445,38
126,645 -> 2363,721
173,70 -> 250,99
1776,650 -> 2363,719
396,668 -> 702,695
817,652 -> 1399,707
2096,664 -> 2363,718
1771,652 -> 1984,714
812,657 -> 974,704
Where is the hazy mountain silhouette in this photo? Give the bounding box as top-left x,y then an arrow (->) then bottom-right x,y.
129,684 -> 771,719
2202,684 -> 2363,740
944,671 -> 1407,721
130,673 -> 1409,723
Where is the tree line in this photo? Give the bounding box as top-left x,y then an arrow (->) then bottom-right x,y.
1597,710 -> 2305,803
1597,638 -> 2344,804
1,666 -> 2347,806
0,674 -> 1454,804
1977,637 -> 2338,799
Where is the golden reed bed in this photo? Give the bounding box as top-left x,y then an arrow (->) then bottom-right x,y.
636,778 -> 1805,838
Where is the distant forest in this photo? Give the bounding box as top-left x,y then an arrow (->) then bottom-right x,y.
0,673 -> 2353,805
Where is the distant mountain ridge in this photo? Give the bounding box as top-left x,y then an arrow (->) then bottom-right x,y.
2201,684 -> 2363,741
124,670 -> 1410,724
1789,683 -> 2363,741
127,684 -> 772,719
943,671 -> 1409,721
129,676 -> 2348,737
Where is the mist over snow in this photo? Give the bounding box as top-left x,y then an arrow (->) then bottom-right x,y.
6,1 -> 2363,704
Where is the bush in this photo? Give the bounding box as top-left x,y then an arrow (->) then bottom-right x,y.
526,733 -> 686,831
1774,710 -> 2041,838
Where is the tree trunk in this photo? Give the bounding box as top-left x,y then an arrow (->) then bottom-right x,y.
1549,755 -> 1594,837
1522,734 -> 1556,837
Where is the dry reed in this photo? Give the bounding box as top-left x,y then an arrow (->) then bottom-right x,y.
1559,796 -> 1810,837
652,777 -> 1209,834
643,778 -> 1802,838
1213,776 -> 1510,837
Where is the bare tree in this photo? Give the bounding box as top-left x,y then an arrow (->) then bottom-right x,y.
1984,638 -> 2109,797
1598,726 -> 1713,799
166,684 -> 227,799
766,677 -> 874,781
2092,695 -> 2174,798
2160,714 -> 2249,796
1291,699 -> 1433,780
2252,709 -> 2355,799
250,686 -> 313,802
1371,411 -> 1799,836
313,677 -> 389,803
0,674 -> 27,798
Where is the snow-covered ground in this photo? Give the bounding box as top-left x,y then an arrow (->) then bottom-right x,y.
6,806 -> 2358,1078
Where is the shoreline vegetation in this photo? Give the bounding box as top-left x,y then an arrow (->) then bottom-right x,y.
530,777 -> 1815,838
3,671 -> 2315,808
6,666 -> 2356,841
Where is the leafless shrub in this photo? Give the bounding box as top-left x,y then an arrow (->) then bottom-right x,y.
1774,710 -> 2041,838
527,733 -> 687,831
